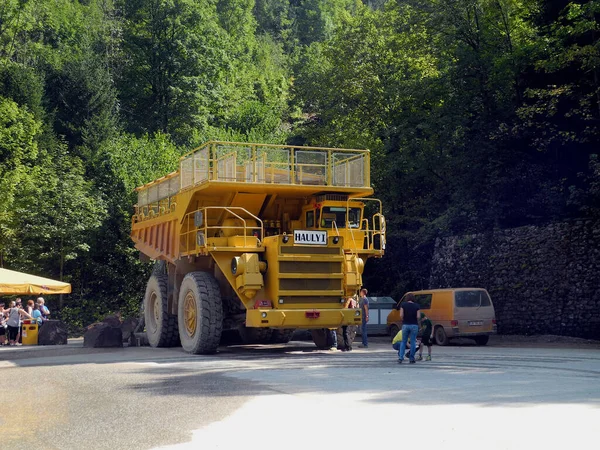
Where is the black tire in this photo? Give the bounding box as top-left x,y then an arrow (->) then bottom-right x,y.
336,325 -> 357,348
239,326 -> 273,344
144,274 -> 179,347
311,329 -> 332,349
434,326 -> 449,346
474,335 -> 489,346
270,328 -> 295,344
178,272 -> 223,354
152,260 -> 167,276
389,324 -> 400,342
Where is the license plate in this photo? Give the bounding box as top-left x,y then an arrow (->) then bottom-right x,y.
468,321 -> 483,326
293,230 -> 327,245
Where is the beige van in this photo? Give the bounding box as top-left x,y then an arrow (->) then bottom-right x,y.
386,288 -> 497,345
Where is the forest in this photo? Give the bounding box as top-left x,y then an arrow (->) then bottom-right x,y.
1,0 -> 598,328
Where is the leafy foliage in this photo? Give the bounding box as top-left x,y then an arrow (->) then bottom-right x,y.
0,0 -> 598,326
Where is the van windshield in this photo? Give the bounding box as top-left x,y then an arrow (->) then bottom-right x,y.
455,290 -> 491,308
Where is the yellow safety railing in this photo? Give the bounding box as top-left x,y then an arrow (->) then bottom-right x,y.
180,207 -> 264,254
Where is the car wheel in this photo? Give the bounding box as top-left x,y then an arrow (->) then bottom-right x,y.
434,326 -> 448,346
389,324 -> 400,342
474,335 -> 489,346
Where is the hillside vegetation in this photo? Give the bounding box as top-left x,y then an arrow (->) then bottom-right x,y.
1,0 -> 598,325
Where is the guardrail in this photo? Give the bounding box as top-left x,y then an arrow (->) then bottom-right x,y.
180,207 -> 264,253
135,141 -> 371,210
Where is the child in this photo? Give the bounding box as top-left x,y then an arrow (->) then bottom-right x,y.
417,312 -> 433,361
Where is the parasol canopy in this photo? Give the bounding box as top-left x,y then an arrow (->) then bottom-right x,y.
0,268 -> 72,295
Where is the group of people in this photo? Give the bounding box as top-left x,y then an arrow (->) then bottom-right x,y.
0,297 -> 50,346
327,288 -> 371,352
392,293 -> 433,363
325,289 -> 434,364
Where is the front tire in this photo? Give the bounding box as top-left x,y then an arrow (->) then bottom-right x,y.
270,328 -> 295,344
238,326 -> 273,344
178,272 -> 223,354
144,274 -> 179,347
434,326 -> 449,346
474,335 -> 489,346
311,329 -> 331,349
389,324 -> 400,343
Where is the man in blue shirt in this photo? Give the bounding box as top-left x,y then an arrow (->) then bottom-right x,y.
398,293 -> 421,363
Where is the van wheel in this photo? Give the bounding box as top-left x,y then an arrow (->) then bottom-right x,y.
389,324 -> 400,342
474,335 -> 489,346
434,326 -> 448,346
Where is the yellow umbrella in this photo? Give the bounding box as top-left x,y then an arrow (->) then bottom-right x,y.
0,268 -> 72,295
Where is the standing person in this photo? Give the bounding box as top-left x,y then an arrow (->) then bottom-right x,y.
340,296 -> 357,351
37,297 -> 50,319
32,304 -> 44,326
0,303 -> 7,345
15,298 -> 23,344
398,293 -> 421,364
358,288 -> 369,348
26,299 -> 35,316
3,301 -> 32,346
417,312 -> 434,361
328,328 -> 338,351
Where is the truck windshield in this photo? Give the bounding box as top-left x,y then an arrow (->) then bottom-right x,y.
319,207 -> 361,228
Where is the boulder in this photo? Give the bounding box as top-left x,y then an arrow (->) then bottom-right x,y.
38,320 -> 69,345
120,318 -> 139,343
83,322 -> 123,348
101,313 -> 122,328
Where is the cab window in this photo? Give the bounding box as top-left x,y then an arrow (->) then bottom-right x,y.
306,210 -> 314,228
319,206 -> 361,228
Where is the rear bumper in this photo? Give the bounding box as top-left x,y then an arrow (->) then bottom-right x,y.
447,329 -> 497,338
246,308 -> 362,328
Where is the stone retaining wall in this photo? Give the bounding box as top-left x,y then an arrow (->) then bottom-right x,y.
429,220 -> 600,339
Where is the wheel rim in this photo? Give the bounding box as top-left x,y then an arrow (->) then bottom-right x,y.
148,291 -> 159,332
436,327 -> 445,342
183,291 -> 197,338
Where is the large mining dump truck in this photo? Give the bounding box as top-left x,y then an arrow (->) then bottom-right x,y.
131,141 -> 386,354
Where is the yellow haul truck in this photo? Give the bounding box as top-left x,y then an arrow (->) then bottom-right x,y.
131,141 -> 386,354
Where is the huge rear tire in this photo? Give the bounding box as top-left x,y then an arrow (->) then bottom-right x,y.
144,274 -> 179,347
239,326 -> 273,344
270,328 -> 295,344
178,272 -> 223,354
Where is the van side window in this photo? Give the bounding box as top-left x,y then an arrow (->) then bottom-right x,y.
455,290 -> 491,307
395,294 -> 407,310
414,294 -> 432,309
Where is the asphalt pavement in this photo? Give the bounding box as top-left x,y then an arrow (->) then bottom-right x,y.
1,338 -> 599,450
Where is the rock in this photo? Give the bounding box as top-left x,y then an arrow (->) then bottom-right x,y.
38,320 -> 68,345
84,322 -> 123,348
101,313 -> 122,327
120,318 -> 139,343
